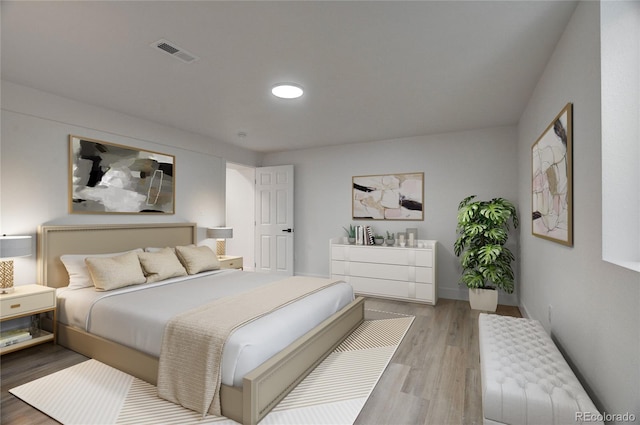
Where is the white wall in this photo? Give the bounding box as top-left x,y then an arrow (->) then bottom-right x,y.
517,1 -> 639,419
1,81 -> 259,286
601,0 -> 640,272
262,126 -> 519,305
225,163 -> 255,270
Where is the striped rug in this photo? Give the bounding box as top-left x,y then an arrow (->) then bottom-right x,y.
10,312 -> 413,425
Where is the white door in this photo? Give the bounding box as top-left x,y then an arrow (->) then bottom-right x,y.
254,165 -> 294,275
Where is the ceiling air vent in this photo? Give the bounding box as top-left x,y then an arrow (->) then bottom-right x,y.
151,39 -> 199,64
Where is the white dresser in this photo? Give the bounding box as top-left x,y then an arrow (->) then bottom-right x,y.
330,238 -> 437,305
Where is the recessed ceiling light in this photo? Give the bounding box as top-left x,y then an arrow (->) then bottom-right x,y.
272,83 -> 304,99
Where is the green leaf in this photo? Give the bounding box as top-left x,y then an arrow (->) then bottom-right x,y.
461,249 -> 478,269
458,195 -> 477,210
485,227 -> 507,243
466,223 -> 486,237
461,270 -> 485,288
478,244 -> 502,265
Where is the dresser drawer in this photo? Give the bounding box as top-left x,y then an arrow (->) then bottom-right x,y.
415,266 -> 434,284
348,276 -> 410,299
331,246 -> 346,261
1,291 -> 55,319
223,258 -> 243,269
218,256 -> 243,270
415,250 -> 433,267
415,283 -> 435,302
350,261 -> 411,281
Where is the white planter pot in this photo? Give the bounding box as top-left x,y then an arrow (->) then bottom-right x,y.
468,288 -> 498,312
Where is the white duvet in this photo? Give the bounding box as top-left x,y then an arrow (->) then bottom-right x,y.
56,269 -> 354,387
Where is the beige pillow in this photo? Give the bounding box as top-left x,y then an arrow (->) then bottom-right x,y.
175,245 -> 220,275
138,247 -> 187,283
85,251 -> 147,291
61,248 -> 143,290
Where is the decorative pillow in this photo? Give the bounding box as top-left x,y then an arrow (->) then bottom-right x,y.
145,245 -> 194,253
85,251 -> 147,291
138,247 -> 187,283
175,245 -> 220,275
61,249 -> 143,290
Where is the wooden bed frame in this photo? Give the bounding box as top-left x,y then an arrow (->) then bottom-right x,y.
38,223 -> 365,425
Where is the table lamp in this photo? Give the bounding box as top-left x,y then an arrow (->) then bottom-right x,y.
206,227 -> 233,257
0,235 -> 32,294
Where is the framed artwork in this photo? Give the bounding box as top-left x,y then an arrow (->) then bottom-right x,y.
531,103 -> 573,245
352,172 -> 424,220
69,135 -> 175,214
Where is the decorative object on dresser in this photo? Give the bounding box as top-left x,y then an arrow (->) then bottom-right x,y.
207,227 -> 233,256
330,238 -> 437,305
405,228 -> 418,247
454,195 -> 519,312
69,135 -> 175,214
0,284 -> 56,354
342,224 -> 356,244
531,102 -> 573,246
0,235 -> 32,294
352,172 -> 424,220
385,231 -> 395,246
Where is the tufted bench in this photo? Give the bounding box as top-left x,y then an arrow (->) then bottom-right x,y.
478,314 -> 603,425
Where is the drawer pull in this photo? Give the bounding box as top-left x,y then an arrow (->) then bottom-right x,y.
11,304 -> 21,309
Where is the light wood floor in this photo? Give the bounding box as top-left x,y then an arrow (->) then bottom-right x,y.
1,298 -> 520,425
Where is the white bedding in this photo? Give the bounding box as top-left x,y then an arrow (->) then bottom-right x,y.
56,269 -> 354,387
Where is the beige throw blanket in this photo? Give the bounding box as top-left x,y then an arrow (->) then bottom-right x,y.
157,276 -> 343,416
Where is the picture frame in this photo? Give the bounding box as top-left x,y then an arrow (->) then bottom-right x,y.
352,172 -> 424,220
69,135 -> 175,214
531,103 -> 573,246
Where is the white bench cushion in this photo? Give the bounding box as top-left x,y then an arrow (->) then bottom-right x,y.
478,314 -> 602,425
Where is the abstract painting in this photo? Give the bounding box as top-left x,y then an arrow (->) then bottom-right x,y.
69,135 -> 175,214
352,173 -> 423,220
531,103 -> 573,245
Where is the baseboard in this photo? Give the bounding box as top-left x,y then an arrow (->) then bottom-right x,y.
518,302 -> 532,319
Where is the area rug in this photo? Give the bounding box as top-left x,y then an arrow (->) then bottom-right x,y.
10,312 -> 413,425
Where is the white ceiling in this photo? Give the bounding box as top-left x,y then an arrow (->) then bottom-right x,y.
1,1 -> 578,153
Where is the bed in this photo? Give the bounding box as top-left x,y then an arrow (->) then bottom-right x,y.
37,223 -> 365,425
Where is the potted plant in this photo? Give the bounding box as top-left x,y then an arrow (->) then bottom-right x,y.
374,234 -> 385,245
385,231 -> 395,246
454,195 -> 519,311
343,225 -> 356,244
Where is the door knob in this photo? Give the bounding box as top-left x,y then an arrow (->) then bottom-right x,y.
282,228 -> 293,233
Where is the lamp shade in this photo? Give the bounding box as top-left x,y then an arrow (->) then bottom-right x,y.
0,235 -> 32,259
207,227 -> 233,239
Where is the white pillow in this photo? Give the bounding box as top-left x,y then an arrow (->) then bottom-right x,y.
85,251 -> 147,291
138,247 -> 187,283
61,248 -> 143,290
175,245 -> 220,275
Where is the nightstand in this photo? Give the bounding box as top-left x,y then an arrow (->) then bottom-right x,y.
0,284 -> 56,355
218,255 -> 243,270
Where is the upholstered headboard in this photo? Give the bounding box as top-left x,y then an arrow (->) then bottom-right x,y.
38,223 -> 197,288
